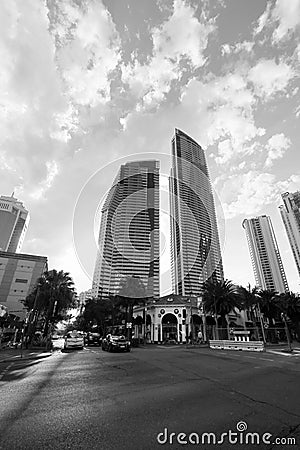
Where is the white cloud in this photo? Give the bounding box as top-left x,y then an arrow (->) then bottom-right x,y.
254,2 -> 273,35
272,0 -> 300,42
265,133 -> 291,167
216,172 -> 300,219
221,41 -> 254,56
30,161 -> 59,200
152,0 -> 214,68
253,0 -> 300,43
53,1 -> 121,107
121,0 -> 215,109
248,59 -> 294,99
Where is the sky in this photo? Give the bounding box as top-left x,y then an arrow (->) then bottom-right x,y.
0,0 -> 300,296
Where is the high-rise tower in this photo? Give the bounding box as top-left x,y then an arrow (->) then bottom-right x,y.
242,215 -> 289,293
0,194 -> 29,253
92,160 -> 160,299
169,129 -> 223,296
279,191 -> 300,277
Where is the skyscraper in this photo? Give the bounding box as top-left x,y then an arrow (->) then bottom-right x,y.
92,160 -> 160,299
0,194 -> 29,253
242,215 -> 289,293
169,128 -> 223,296
279,191 -> 300,277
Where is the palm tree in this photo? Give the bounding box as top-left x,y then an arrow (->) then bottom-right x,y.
256,289 -> 281,343
202,279 -> 242,339
23,269 -> 76,337
278,291 -> 300,342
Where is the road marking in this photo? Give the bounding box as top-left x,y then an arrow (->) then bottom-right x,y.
267,350 -> 293,357
260,358 -> 274,362
243,355 -> 257,359
157,346 -> 179,349
0,362 -> 14,380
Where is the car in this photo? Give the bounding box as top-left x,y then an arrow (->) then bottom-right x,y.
50,334 -> 64,350
101,334 -> 131,352
64,330 -> 84,350
85,332 -> 102,347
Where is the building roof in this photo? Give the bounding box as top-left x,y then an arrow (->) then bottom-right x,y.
0,251 -> 47,263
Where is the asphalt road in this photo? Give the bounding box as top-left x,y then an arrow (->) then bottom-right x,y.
0,345 -> 299,450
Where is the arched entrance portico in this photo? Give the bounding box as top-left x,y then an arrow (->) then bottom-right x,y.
162,313 -> 178,342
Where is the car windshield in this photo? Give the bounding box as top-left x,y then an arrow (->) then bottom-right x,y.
111,335 -> 125,340
67,331 -> 83,338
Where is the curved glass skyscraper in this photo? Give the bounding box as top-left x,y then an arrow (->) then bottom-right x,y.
92,160 -> 160,299
169,129 -> 224,296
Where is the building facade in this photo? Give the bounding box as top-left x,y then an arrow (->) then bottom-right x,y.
132,294 -> 245,344
92,160 -> 160,299
242,215 -> 289,293
169,129 -> 223,296
0,251 -> 48,319
0,194 -> 29,253
279,191 -> 300,277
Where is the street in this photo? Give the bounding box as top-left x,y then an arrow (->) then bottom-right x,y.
0,345 -> 299,449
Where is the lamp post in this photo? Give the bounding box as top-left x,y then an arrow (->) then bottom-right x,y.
213,296 -> 219,340
281,312 -> 292,352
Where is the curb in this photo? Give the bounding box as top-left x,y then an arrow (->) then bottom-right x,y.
0,351 -> 52,364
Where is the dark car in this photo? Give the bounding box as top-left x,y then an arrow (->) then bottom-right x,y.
102,334 -> 131,352
85,332 -> 102,347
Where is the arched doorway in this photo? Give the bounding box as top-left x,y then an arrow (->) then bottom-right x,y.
162,313 -> 178,342
133,316 -> 143,341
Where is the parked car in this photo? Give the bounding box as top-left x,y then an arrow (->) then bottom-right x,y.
50,334 -> 64,350
85,332 -> 102,347
102,334 -> 131,352
64,330 -> 84,350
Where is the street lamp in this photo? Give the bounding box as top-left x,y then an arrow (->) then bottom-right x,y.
281,312 -> 292,352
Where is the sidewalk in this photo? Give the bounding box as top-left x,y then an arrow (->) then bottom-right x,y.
0,347 -> 52,363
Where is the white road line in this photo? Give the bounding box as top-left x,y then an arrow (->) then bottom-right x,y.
0,362 -> 14,380
260,358 -> 274,362
267,350 -> 292,357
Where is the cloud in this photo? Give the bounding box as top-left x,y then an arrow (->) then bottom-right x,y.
265,133 -> 291,167
215,172 -> 300,219
254,0 -> 300,43
271,0 -> 300,42
51,0 -> 121,107
253,1 -> 273,35
221,41 -> 254,56
0,1 -> 72,198
121,0 -> 215,109
248,58 -> 294,99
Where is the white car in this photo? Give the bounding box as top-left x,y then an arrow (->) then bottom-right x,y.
64,331 -> 84,350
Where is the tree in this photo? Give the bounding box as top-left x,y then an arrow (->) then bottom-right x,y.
115,276 -> 147,340
256,289 -> 282,343
22,269 -> 76,337
82,297 -> 114,335
278,291 -> 300,342
202,279 -> 242,339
